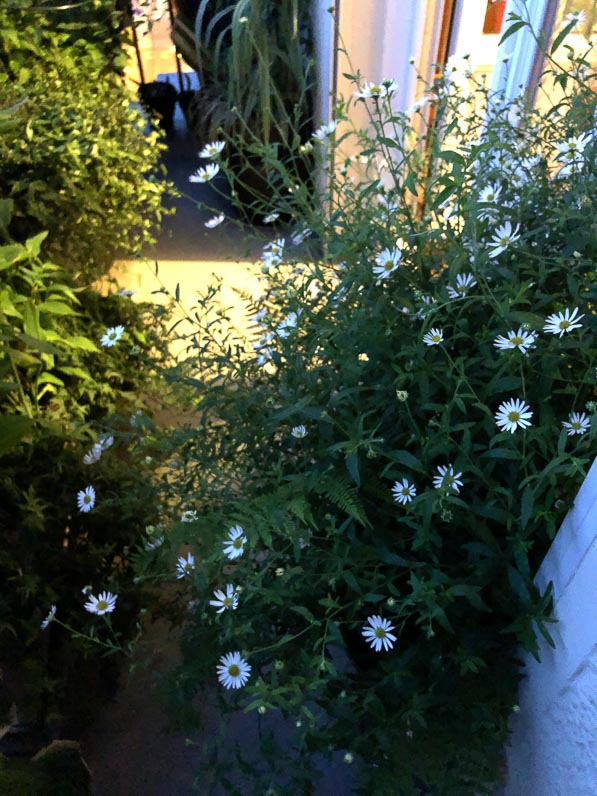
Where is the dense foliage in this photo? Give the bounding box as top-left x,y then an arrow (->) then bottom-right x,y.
0,5 -> 168,277
0,7 -> 171,738
139,11 -> 597,793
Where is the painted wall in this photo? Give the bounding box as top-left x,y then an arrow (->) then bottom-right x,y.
504,456 -> 597,795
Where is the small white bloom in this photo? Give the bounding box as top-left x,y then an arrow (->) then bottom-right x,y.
479,183 -> 502,204
181,509 -> 198,523
487,221 -> 521,258
564,10 -> 586,28
223,525 -> 247,560
446,273 -> 476,299
554,133 -> 591,161
81,584 -> 92,595
144,535 -> 164,551
100,325 -> 124,347
198,141 -> 225,158
41,605 -> 56,630
263,212 -> 280,224
392,479 -> 416,505
77,485 -> 95,513
209,584 -> 239,613
291,425 -> 307,439
423,328 -> 443,346
189,163 -> 220,183
176,552 -> 195,579
84,591 -> 117,615
354,79 -> 398,99
98,434 -> 114,451
562,412 -> 590,436
433,465 -> 463,493
362,615 -> 397,652
313,121 -> 337,142
83,443 -> 103,465
543,307 -> 584,337
495,398 -> 533,434
277,312 -> 299,338
217,651 -> 251,689
204,213 -> 225,228
493,328 -> 537,354
291,227 -> 312,246
373,248 -> 401,279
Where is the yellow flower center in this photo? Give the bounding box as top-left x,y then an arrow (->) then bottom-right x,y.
223,597 -> 232,607
499,236 -> 509,246
432,334 -> 441,342
233,537 -> 243,549
507,411 -> 520,422
487,192 -> 494,201
384,260 -> 394,270
572,422 -> 581,430
374,627 -> 386,639
371,85 -> 382,95
83,495 -> 91,503
228,664 -> 240,677
560,320 -> 570,329
510,335 -> 523,346
97,600 -> 108,611
401,487 -> 410,496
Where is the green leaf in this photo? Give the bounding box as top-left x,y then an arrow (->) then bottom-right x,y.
551,21 -> 576,55
64,336 -> 100,352
24,231 -> 48,258
290,605 -> 320,625
0,414 -> 32,455
16,333 -> 60,355
58,366 -> 92,380
520,485 -> 534,530
0,243 -> 27,270
388,449 -> 421,469
39,300 -> 80,316
498,19 -> 528,46
345,452 -> 360,486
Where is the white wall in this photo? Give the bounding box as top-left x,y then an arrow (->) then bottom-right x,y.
504,456 -> 597,796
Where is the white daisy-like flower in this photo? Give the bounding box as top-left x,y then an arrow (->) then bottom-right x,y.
204,213 -> 225,228
277,311 -> 299,338
495,398 -> 533,434
543,307 -> 584,337
98,434 -> 114,451
217,651 -> 251,689
83,443 -> 103,465
263,212 -> 280,224
354,79 -> 399,99
198,140 -> 225,158
361,615 -> 397,652
554,132 -> 591,161
562,412 -> 590,436
291,425 -> 308,439
84,591 -> 117,615
291,227 -> 312,245
144,535 -> 164,551
432,465 -> 463,493
373,248 -> 401,279
392,479 -> 416,505
100,325 -> 124,347
181,509 -> 198,523
313,120 -> 337,142
209,584 -> 239,613
564,9 -> 585,26
446,273 -> 476,299
41,605 -> 56,630
423,328 -> 443,346
223,525 -> 247,560
479,183 -> 502,204
493,328 -> 537,354
176,552 -> 195,579
77,485 -> 95,513
189,163 -> 220,183
487,221 -> 521,258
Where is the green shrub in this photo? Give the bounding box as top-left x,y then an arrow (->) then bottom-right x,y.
0,13 -> 169,277
142,15 -> 594,795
